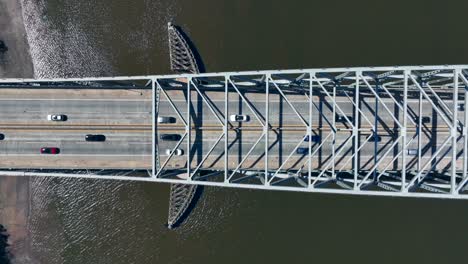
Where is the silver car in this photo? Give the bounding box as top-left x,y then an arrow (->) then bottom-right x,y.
165,149 -> 184,156
47,114 -> 67,121
157,116 -> 176,124
229,114 -> 249,122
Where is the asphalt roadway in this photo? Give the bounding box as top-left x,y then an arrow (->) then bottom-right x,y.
0,87 -> 462,172
0,88 -> 152,169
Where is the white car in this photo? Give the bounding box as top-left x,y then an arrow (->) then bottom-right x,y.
229,114 -> 249,122
47,114 -> 67,121
157,116 -> 176,124
165,149 -> 184,156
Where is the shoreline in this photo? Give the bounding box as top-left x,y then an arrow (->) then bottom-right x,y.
0,0 -> 35,263
0,0 -> 34,78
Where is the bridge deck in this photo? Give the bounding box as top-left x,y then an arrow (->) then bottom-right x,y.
1,65 -> 468,199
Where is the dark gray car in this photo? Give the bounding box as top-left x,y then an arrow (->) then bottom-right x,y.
160,134 -> 182,141
85,134 -> 106,142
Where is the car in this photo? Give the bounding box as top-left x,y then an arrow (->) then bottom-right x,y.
229,114 -> 250,122
85,134 -> 106,142
304,135 -> 321,142
421,116 -> 431,123
47,114 -> 67,121
407,149 -> 418,155
160,134 -> 182,141
40,147 -> 60,154
335,115 -> 352,123
367,134 -> 382,142
157,116 -> 176,124
296,147 -> 309,155
0,134 -> 4,140
0,40 -> 7,53
165,149 -> 184,156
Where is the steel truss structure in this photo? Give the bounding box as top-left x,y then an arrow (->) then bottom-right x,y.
1,65 -> 468,199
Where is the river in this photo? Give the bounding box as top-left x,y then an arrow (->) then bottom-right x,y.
15,0 -> 468,263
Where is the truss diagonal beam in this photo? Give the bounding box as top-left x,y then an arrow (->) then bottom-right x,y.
190,79 -> 225,126
227,132 -> 266,182
360,75 -> 403,128
191,132 -> 225,177
314,76 -> 354,128
270,78 -> 309,127
155,132 -> 188,178
409,75 -> 454,130
358,135 -> 403,189
228,78 -> 266,127
157,81 -> 188,126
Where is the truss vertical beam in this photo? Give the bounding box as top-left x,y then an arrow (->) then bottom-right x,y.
354,72 -> 360,190
418,91 -> 422,172
402,71 -> 408,191
308,73 -> 313,188
152,78 -> 156,178
332,84 -> 337,179
457,73 -> 468,192
373,80 -> 379,182
224,76 -> 229,183
187,77 -> 192,180
265,74 -> 270,185
464,74 -> 468,187
452,69 -> 459,193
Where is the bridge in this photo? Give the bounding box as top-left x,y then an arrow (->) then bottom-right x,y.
1,65 -> 468,200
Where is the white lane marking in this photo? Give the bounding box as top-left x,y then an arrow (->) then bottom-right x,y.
158,155 -> 406,158
0,154 -> 151,157
162,98 -> 426,103
16,111 -> 150,115
0,98 -> 151,101
4,141 -> 151,145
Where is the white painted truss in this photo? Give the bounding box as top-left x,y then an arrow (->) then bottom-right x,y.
1,64 -> 468,199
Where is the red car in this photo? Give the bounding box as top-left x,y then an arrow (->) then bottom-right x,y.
40,147 -> 60,154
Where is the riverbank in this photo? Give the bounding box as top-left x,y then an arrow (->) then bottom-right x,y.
0,0 -> 34,263
0,0 -> 33,77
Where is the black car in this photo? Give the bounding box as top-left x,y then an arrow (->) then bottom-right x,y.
367,134 -> 382,142
0,40 -> 7,53
160,134 -> 182,141
296,147 -> 309,155
85,134 -> 106,142
304,135 -> 321,143
0,134 -> 4,140
335,115 -> 353,123
421,116 -> 431,123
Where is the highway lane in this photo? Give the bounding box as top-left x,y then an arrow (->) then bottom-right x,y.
157,129 -> 461,172
0,131 -> 151,155
0,99 -> 151,125
0,89 -> 152,169
159,90 -> 460,129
